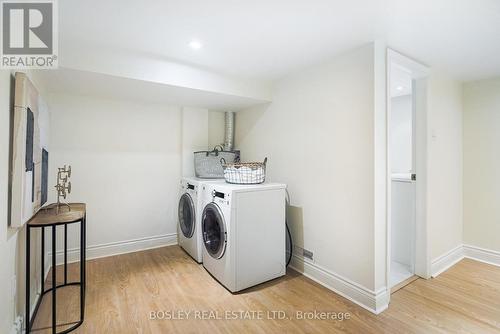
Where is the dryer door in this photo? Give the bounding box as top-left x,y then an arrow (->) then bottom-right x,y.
178,193 -> 195,238
202,203 -> 227,259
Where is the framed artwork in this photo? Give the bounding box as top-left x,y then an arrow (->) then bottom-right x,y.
9,72 -> 50,227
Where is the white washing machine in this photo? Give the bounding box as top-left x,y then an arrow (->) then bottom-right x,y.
200,182 -> 286,292
178,177 -> 224,263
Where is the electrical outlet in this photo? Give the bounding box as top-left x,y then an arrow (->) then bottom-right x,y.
303,249 -> 314,262
293,245 -> 314,262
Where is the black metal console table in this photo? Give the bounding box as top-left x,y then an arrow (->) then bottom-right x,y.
25,203 -> 86,334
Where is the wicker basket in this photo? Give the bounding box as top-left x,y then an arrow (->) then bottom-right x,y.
194,146 -> 239,178
220,157 -> 267,184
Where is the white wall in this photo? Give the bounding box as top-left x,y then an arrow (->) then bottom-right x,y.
427,72 -> 463,261
182,107 -> 208,177
235,45 -> 377,292
208,111 -> 225,149
47,93 -> 181,256
373,41 -> 387,296
463,78 -> 500,252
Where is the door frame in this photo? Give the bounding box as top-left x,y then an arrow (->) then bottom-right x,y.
386,49 -> 430,292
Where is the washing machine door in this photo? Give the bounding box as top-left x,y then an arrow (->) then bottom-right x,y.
178,193 -> 195,238
202,203 -> 227,259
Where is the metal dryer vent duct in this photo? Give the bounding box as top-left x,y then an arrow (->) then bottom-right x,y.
223,111 -> 235,151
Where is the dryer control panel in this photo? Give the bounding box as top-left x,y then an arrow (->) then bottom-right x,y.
181,182 -> 198,196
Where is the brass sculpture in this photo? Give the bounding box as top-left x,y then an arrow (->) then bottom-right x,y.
54,165 -> 72,214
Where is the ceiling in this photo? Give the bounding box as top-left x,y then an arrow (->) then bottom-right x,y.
36,68 -> 269,111
59,0 -> 500,82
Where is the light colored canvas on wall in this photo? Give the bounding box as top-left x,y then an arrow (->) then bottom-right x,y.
10,72 -> 50,228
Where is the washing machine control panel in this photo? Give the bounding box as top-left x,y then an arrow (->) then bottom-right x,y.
212,190 -> 230,206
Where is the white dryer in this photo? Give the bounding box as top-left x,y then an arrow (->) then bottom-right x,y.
201,182 -> 286,292
178,177 -> 223,263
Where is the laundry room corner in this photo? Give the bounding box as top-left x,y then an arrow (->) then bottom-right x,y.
46,92 -> 182,260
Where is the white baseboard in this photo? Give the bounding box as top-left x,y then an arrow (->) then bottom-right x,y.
48,233 -> 178,265
431,245 -> 464,277
464,244 -> 500,267
289,254 -> 389,314
431,244 -> 500,278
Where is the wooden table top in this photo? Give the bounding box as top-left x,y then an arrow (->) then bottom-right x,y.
27,203 -> 86,227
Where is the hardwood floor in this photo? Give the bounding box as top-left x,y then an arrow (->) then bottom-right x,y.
390,275 -> 419,294
31,246 -> 500,333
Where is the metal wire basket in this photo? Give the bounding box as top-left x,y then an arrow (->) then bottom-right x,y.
194,145 -> 239,178
220,157 -> 267,184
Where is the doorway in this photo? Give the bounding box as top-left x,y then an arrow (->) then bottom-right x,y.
389,65 -> 415,287
387,50 -> 430,290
